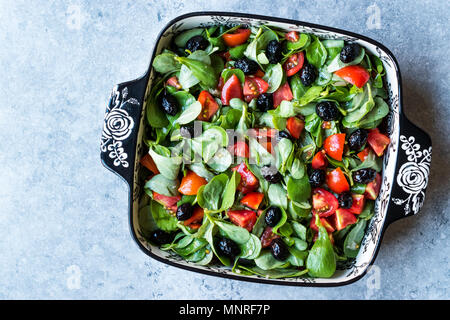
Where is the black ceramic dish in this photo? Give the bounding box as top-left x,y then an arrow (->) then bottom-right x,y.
100,12 -> 432,286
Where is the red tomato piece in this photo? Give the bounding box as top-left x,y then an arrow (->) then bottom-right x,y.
140,154 -> 160,174
247,128 -> 277,140
286,116 -> 305,139
261,227 -> 280,248
178,170 -> 208,196
197,90 -> 219,121
227,210 -> 257,231
312,188 -> 339,217
334,208 -> 357,231
367,128 -> 391,156
243,76 -> 269,101
229,141 -> 249,158
240,192 -> 264,210
184,206 -> 204,227
232,162 -> 259,194
357,147 -> 370,162
312,150 -> 328,169
283,52 -> 304,77
217,76 -> 225,91
326,167 -> 350,194
273,81 -> 293,107
310,214 -> 335,233
260,140 -> 273,154
254,69 -> 265,78
349,194 -> 365,214
218,51 -> 231,62
221,74 -> 243,105
222,28 -> 251,47
152,192 -> 181,213
324,133 -> 346,161
166,76 -> 182,90
285,31 -> 299,42
365,172 -> 382,200
334,65 -> 370,88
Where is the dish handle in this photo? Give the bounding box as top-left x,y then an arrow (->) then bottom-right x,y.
386,113 -> 432,225
100,75 -> 148,185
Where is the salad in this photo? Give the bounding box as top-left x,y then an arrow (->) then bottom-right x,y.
138,24 -> 391,279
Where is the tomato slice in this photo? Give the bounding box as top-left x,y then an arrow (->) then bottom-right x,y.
184,206 -> 204,227
243,76 -> 269,101
140,153 -> 159,174
365,172 -> 382,200
326,167 -> 350,194
286,116 -> 305,139
334,208 -> 357,231
217,76 -> 225,91
334,65 -> 370,88
367,128 -> 390,156
178,170 -> 208,196
285,31 -> 299,42
310,214 -> 335,233
232,162 -> 259,194
312,188 -> 339,217
283,52 -> 304,77
227,210 -> 257,231
166,76 -> 181,90
357,147 -> 370,162
152,192 -> 181,213
229,141 -> 249,158
261,226 -> 280,248
240,192 -> 264,210
222,28 -> 251,47
248,128 -> 277,140
349,194 -> 365,214
197,90 -> 219,121
273,81 -> 293,107
324,133 -> 346,161
312,150 -> 328,169
221,74 -> 243,105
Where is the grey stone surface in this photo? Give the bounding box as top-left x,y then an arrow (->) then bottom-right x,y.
0,0 -> 448,299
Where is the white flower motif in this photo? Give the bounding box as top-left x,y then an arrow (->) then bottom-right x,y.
396,162 -> 429,194
103,108 -> 134,141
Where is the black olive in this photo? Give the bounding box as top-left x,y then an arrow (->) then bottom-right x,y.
352,168 -> 377,184
234,57 -> 259,75
176,203 -> 194,221
256,93 -> 273,112
347,129 -> 368,151
216,237 -> 241,258
159,89 -> 179,116
271,238 -> 289,261
185,35 -> 209,53
340,43 -> 361,63
180,125 -> 197,139
261,166 -> 282,183
300,63 -> 317,86
266,40 -> 283,64
276,130 -> 292,142
149,229 -> 173,245
316,101 -> 340,121
309,169 -> 325,188
265,206 -> 282,227
338,192 -> 353,208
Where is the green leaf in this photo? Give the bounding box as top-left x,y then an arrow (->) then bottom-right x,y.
343,219 -> 367,258
286,33 -> 310,51
305,36 -> 328,69
215,220 -> 250,245
138,205 -> 158,237
254,250 -> 290,270
326,47 -> 365,73
263,63 -> 283,93
152,52 -> 181,73
268,183 -> 288,209
221,68 -> 245,84
229,43 -> 248,59
174,28 -> 204,47
220,170 -> 240,210
306,215 -> 336,277
175,101 -> 202,125
150,200 -> 178,232
197,173 -> 228,211
298,86 -> 324,106
176,55 -> 218,89
239,234 -> 262,260
144,174 -> 179,197
286,174 -> 311,205
291,221 -> 307,241
148,148 -> 182,180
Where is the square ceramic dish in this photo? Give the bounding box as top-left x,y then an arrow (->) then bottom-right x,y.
100,12 -> 432,286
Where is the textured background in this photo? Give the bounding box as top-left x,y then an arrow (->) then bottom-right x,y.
1,0 -> 449,299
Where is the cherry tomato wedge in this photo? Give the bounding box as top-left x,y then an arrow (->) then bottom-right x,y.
334,65 -> 370,88
349,194 -> 365,214
166,76 -> 181,90
285,31 -> 299,42
232,162 -> 259,194
247,128 -> 277,140
326,167 -> 350,194
222,28 -> 251,47
243,76 -> 269,101
197,90 -> 219,121
240,192 -> 264,210
228,141 -> 249,158
310,214 -> 335,233
367,128 -> 390,156
334,208 -> 357,231
283,52 -> 304,77
324,133 -> 346,161
273,81 -> 293,107
152,192 -> 181,213
227,210 -> 257,231
140,153 -> 159,174
357,147 -> 370,162
312,150 -> 328,169
286,116 -> 305,139
221,74 -> 243,105
365,172 -> 381,200
178,170 -> 208,196
261,226 -> 280,248
184,206 -> 204,227
312,188 -> 339,217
